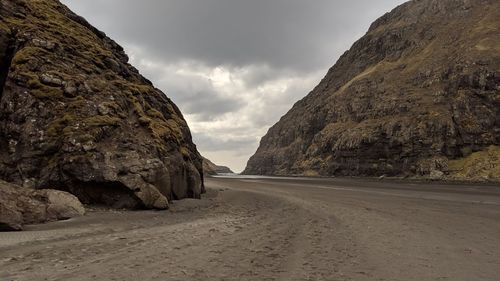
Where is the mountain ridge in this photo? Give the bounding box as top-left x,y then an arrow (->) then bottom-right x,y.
244,0 -> 500,182
202,157 -> 234,175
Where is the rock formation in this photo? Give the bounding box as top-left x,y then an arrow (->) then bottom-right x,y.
202,157 -> 234,175
244,0 -> 500,181
0,180 -> 85,231
0,0 -> 204,209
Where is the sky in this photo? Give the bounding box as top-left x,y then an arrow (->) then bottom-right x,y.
61,0 -> 406,172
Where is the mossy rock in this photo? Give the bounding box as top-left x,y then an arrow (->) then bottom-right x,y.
0,0 -> 205,209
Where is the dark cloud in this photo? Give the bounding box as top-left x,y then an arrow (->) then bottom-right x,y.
61,0 -> 408,171
128,59 -> 245,121
156,73 -> 245,121
62,0 -> 406,72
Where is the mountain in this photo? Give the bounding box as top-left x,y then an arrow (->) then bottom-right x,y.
244,0 -> 500,181
202,157 -> 234,175
0,0 -> 204,209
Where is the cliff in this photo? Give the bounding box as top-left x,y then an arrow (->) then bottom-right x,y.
0,0 -> 205,209
244,0 -> 500,181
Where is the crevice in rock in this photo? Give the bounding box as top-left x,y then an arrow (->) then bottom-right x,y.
0,30 -> 16,101
69,181 -> 145,209
0,223 -> 17,232
449,105 -> 465,157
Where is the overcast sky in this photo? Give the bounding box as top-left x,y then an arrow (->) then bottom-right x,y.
61,0 -> 406,172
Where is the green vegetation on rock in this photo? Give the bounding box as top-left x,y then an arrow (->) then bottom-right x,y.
448,146 -> 500,182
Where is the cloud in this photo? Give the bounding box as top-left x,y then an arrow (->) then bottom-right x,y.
61,0 -> 407,172
194,132 -> 257,153
127,56 -> 246,121
63,0 -> 407,71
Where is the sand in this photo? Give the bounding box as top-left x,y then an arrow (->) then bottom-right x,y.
1,176 -> 499,281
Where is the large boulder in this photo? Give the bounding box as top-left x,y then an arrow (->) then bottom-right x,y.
0,180 -> 85,231
0,0 -> 205,209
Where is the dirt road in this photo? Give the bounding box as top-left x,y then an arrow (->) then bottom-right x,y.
1,176 -> 499,281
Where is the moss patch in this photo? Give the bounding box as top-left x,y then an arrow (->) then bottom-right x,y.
84,115 -> 121,127
11,47 -> 47,66
46,113 -> 76,137
448,146 -> 500,181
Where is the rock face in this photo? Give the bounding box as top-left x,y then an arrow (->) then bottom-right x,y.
244,0 -> 500,180
202,157 -> 234,175
0,180 -> 85,231
0,0 -> 204,209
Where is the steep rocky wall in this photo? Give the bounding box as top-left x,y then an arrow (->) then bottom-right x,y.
244,0 -> 500,180
0,0 -> 205,209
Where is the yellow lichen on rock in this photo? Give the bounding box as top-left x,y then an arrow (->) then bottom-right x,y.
448,146 -> 500,181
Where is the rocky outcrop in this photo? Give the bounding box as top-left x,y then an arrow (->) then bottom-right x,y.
0,180 -> 85,231
244,0 -> 500,180
0,0 -> 204,209
202,157 -> 234,175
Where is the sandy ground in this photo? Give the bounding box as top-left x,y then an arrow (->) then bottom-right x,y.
1,176 -> 499,281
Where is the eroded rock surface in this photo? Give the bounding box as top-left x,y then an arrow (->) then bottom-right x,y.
0,180 -> 85,231
0,0 -> 204,209
244,0 -> 500,181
